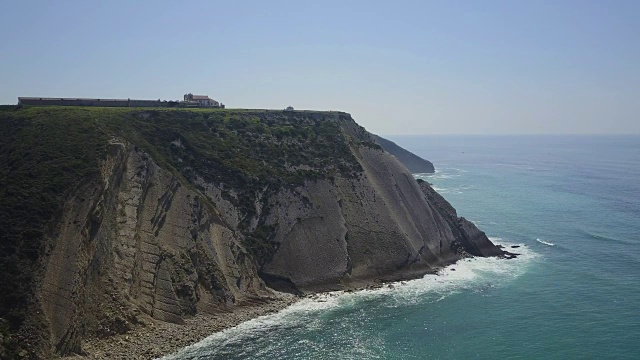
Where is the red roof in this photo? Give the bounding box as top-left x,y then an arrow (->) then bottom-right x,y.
191,95 -> 211,100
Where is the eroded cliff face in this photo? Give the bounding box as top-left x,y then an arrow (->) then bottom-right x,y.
0,108 -> 503,358
372,135 -> 435,173
38,142 -> 278,356
259,143 -> 499,292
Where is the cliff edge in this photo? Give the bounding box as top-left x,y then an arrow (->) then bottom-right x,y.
373,135 -> 435,173
0,106 -> 504,358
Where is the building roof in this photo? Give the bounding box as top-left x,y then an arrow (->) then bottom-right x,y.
18,97 -> 129,102
191,95 -> 211,100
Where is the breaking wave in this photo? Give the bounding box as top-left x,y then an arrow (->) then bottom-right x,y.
163,239 -> 539,359
536,238 -> 555,246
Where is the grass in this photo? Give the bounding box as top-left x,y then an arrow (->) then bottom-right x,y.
0,106 -> 108,332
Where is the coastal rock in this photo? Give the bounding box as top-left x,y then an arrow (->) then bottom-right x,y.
373,135 -> 435,173
0,108 -> 504,358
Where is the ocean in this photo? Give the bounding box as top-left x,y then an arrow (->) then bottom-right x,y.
164,135 -> 640,359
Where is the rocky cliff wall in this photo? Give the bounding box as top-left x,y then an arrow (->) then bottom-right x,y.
0,108 -> 504,358
373,135 -> 435,173
37,142 -> 280,357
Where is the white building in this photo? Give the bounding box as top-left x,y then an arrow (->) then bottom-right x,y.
183,93 -> 223,108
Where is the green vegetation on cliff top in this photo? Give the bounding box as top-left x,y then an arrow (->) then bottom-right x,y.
0,106 -> 368,336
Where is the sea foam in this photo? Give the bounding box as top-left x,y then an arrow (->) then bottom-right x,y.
163,239 -> 539,359
536,238 -> 555,246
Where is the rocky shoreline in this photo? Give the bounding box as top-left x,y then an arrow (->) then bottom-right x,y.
60,251 -> 521,360
61,282 -> 394,360
62,294 -> 299,360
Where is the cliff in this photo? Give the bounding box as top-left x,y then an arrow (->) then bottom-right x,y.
373,135 -> 435,173
0,106 -> 504,358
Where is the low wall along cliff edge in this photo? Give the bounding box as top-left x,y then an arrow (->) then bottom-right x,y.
18,97 -> 186,108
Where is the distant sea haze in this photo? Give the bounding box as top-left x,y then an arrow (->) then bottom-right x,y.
165,135 -> 640,359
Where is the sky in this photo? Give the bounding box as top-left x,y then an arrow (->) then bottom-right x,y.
1,0 -> 639,135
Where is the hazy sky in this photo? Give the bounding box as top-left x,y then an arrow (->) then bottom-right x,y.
2,0 -> 639,134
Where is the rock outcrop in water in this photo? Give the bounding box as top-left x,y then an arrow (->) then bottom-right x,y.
0,106 -> 504,358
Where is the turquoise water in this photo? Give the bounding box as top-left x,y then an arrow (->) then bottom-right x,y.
165,135 -> 640,359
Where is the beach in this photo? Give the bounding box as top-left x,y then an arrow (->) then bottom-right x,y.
63,295 -> 298,360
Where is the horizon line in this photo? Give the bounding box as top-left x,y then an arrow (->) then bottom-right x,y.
381,133 -> 640,137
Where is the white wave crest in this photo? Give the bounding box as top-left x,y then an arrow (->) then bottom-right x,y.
536,238 -> 555,246
432,185 -> 473,194
428,173 -> 454,180
163,239 -> 539,359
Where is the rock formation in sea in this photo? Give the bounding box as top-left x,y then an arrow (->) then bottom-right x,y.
0,107 -> 504,358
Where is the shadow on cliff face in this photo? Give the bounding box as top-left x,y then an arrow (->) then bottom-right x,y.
258,272 -> 302,295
